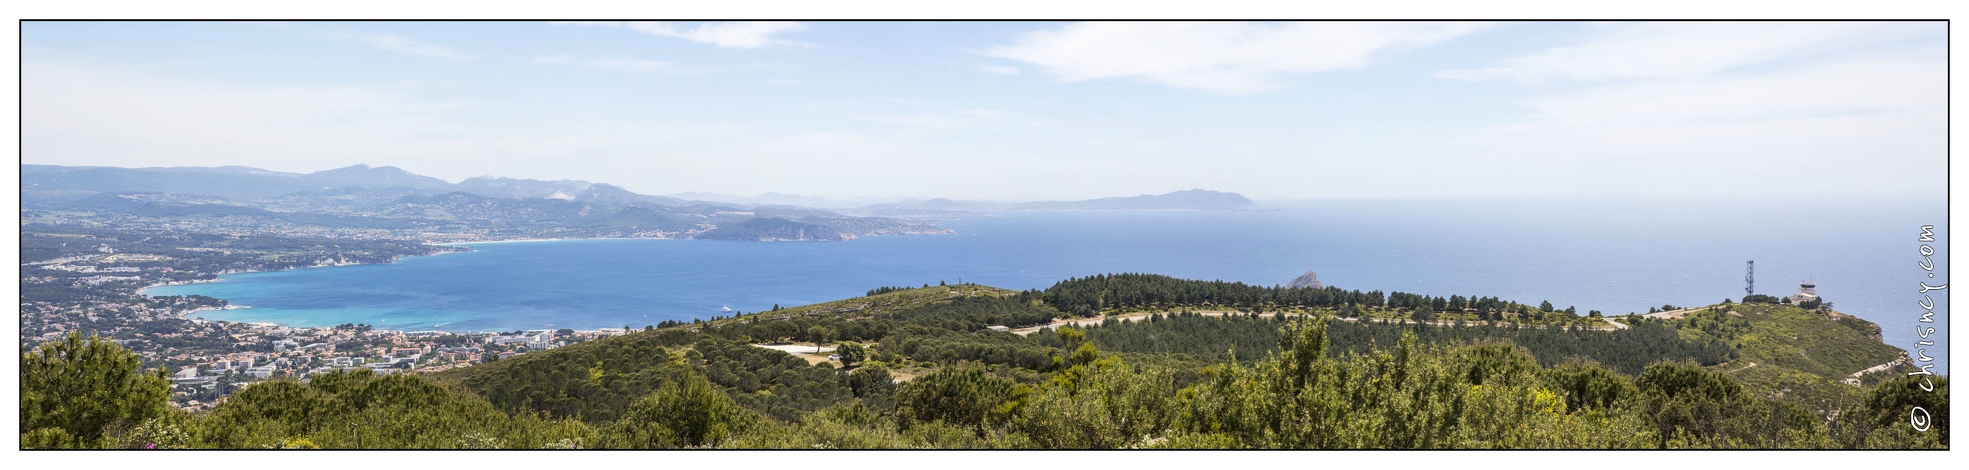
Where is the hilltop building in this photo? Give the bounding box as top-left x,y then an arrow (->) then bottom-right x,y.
1787,279 -> 1819,304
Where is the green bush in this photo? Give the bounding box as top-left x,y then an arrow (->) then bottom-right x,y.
20,333 -> 172,449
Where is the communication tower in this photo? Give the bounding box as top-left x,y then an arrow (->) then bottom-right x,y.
1745,260 -> 1755,296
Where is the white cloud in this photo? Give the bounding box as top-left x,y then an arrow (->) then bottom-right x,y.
23,60 -> 486,173
985,21 -> 1488,94
858,108 -> 1042,131
1452,55 -> 1944,195
1435,22 -> 1941,83
793,131 -> 870,145
557,21 -> 810,49
978,64 -> 1019,75
1421,21 -> 1946,197
533,54 -> 718,73
20,60 -> 753,183
1449,21 -> 1953,177
315,32 -> 476,60
859,114 -> 971,130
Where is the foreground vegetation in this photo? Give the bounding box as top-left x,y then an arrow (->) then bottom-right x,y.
20,277 -> 1947,449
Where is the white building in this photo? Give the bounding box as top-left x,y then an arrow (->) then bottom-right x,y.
492,331 -> 553,346
1787,279 -> 1820,305
173,376 -> 217,387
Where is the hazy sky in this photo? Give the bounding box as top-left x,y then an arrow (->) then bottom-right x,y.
20,21 -> 1947,201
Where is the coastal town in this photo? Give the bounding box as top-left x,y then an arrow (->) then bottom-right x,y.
17,164 -> 951,412
154,324 -> 634,411
23,247 -> 641,411
14,223 -> 634,410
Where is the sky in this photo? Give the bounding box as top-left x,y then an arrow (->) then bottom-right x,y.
19,21 -> 1949,202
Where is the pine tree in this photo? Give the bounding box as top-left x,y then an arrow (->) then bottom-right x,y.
20,332 -> 172,449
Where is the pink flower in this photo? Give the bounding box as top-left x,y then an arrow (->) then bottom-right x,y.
146,443 -> 156,449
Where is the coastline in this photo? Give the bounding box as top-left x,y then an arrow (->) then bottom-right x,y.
130,236 -> 744,332
135,244 -> 473,327
438,236 -> 669,246
136,277 -> 225,296
135,237 -> 686,334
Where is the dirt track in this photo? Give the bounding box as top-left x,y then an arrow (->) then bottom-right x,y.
1843,356 -> 1912,386
1010,310 -> 1620,336
751,343 -> 837,365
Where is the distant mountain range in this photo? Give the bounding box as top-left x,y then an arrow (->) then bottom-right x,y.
1013,189 -> 1254,211
22,164 -> 694,205
23,164 -> 451,199
20,164 -> 943,242
666,192 -> 831,207
21,164 -> 1257,241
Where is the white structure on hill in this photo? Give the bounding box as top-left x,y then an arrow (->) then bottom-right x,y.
1787,278 -> 1819,304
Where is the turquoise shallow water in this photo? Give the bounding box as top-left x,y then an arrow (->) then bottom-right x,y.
145,197 -> 1948,373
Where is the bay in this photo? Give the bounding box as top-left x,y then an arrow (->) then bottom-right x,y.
145,196 -> 1949,373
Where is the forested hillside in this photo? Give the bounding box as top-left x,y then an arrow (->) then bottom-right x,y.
1040,273 -> 1604,327
1073,311 -> 1734,374
20,277 -> 1946,449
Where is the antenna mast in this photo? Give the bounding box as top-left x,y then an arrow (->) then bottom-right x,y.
1745,260 -> 1755,296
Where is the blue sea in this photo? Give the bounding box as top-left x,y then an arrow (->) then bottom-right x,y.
145,196 -> 1949,374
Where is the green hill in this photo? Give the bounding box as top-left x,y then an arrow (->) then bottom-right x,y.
23,277 -> 1944,449
1624,302 -> 1910,411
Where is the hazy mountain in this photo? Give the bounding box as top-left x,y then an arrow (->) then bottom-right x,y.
1013,189 -> 1254,211
301,164 -> 453,191
665,191 -> 831,207
667,192 -> 744,203
25,164 -> 704,209
578,184 -> 691,207
24,165 -> 308,199
455,176 -> 594,200
754,192 -> 828,206
20,164 -> 1246,242
23,164 -> 450,199
694,217 -> 846,242
29,164 -> 1253,214
22,164 -> 951,241
382,191 -> 689,233
849,198 -> 1001,217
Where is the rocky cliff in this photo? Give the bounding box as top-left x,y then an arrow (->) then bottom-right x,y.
1286,270 -> 1324,289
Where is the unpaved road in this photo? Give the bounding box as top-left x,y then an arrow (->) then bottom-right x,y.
1639,307 -> 1707,320
751,343 -> 838,365
1010,311 -> 1280,336
1010,310 -> 1621,336
1843,356 -> 1912,386
1720,361 -> 1758,373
